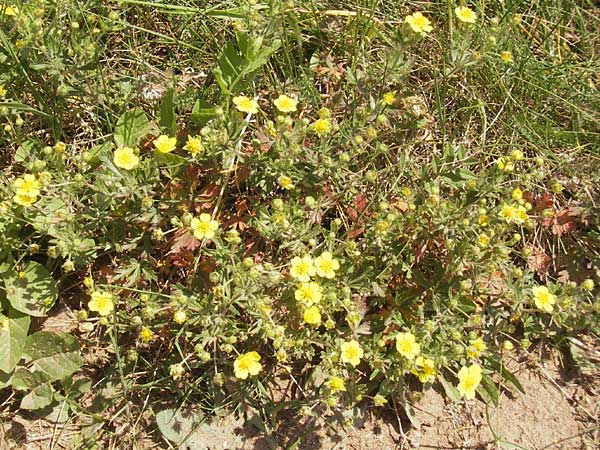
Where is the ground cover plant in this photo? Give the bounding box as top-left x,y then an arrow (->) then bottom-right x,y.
1,0 -> 599,448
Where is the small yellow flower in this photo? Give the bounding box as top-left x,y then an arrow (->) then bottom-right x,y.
532,285 -> 556,312
88,291 -> 115,316
190,213 -> 219,240
277,175 -> 294,190
500,204 -> 517,222
289,255 -> 316,282
478,233 -> 490,247
395,332 -> 421,360
515,205 -> 528,224
501,51 -> 513,64
327,376 -> 346,392
310,118 -> 331,136
13,193 -> 37,206
140,327 -> 154,343
233,95 -> 259,114
173,309 -> 187,324
273,94 -> 298,113
340,340 -> 363,367
0,85 -> 6,97
1,4 -> 18,16
373,394 -> 388,406
496,156 -> 514,172
153,135 -> 177,153
303,305 -> 321,325
314,251 -> 340,279
113,147 -> 140,170
457,364 -> 482,400
512,188 -> 523,201
234,351 -> 262,379
183,135 -> 204,155
412,356 -> 436,383
12,174 -> 41,206
478,214 -> 489,227
467,337 -> 487,358
54,142 -> 67,153
455,6 -> 477,24
295,282 -> 322,305
382,92 -> 396,106
404,12 -> 433,34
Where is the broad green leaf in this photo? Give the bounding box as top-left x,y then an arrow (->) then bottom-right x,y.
20,383 -> 54,410
191,99 -> 218,126
24,332 -> 81,383
15,139 -> 39,163
213,40 -> 246,94
113,107 -> 149,147
3,261 -> 58,317
0,370 -> 11,389
11,368 -> 48,391
0,308 -> 30,374
479,374 -> 499,406
439,374 -> 461,403
159,88 -> 177,135
86,142 -> 113,165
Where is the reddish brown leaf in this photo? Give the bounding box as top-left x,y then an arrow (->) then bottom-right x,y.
526,245 -> 551,276
169,229 -> 200,255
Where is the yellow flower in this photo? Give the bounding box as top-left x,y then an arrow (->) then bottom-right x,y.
341,340 -> 363,367
1,4 -> 18,16
13,174 -> 41,197
467,337 -> 487,358
373,394 -> 388,406
455,6 -> 477,23
515,205 -> 528,224
234,351 -> 262,379
412,356 -> 436,383
278,175 -> 294,190
327,376 -> 346,392
496,156 -> 514,172
13,193 -> 37,206
190,213 -> 219,240
395,332 -> 421,360
303,305 -> 321,325
153,135 -> 177,153
404,12 -> 433,34
457,364 -> 482,400
478,233 -> 490,247
501,51 -> 513,63
295,282 -> 322,305
233,95 -> 259,114
173,309 -> 187,324
478,214 -> 489,227
113,147 -> 140,170
310,118 -> 331,136
532,285 -> 555,312
382,92 -> 396,106
273,94 -> 298,113
0,85 -> 6,97
512,188 -> 523,201
88,291 -> 114,316
500,204 -> 517,223
140,327 -> 154,343
289,255 -> 316,282
314,251 -> 340,279
183,135 -> 204,155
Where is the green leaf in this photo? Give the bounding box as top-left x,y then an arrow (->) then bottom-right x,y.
15,139 -> 39,163
3,261 -> 58,317
191,99 -> 218,126
478,374 -> 499,406
487,357 -> 525,394
20,383 -> 54,410
159,88 -> 177,135
113,107 -> 149,147
0,370 -> 11,389
213,40 -> 246,94
24,332 -> 81,383
11,368 -> 48,391
439,374 -> 461,403
86,142 -> 113,166
0,308 -> 30,374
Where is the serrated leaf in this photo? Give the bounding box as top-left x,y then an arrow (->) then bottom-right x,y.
20,383 -> 54,410
114,107 -> 149,147
3,261 -> 58,317
24,332 -> 81,383
0,308 -> 30,374
159,88 -> 177,135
